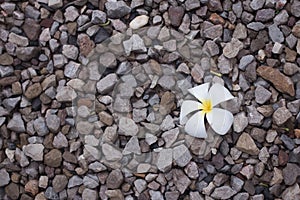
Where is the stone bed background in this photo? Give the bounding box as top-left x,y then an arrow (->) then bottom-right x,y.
0,0 -> 300,200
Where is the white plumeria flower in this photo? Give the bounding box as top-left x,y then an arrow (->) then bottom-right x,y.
180,83 -> 235,138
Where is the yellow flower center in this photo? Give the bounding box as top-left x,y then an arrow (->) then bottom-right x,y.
200,99 -> 212,114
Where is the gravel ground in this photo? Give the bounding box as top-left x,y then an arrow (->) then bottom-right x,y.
0,0 -> 300,199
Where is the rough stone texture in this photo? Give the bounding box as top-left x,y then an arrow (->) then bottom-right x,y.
236,133 -> 260,155
257,66 -> 295,96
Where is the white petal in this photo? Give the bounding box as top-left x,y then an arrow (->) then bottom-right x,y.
180,100 -> 202,124
184,111 -> 207,138
206,108 -> 233,135
188,83 -> 210,102
208,83 -> 234,106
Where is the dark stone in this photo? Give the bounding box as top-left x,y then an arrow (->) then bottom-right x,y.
94,27 -> 110,43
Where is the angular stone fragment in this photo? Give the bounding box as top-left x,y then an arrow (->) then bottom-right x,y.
105,1 -> 131,19
96,73 -> 118,94
257,66 -> 295,96
211,186 -> 237,199
118,117 -> 139,136
157,148 -> 173,172
7,113 -> 25,132
0,169 -> 10,187
173,169 -> 191,194
273,107 -> 292,126
168,6 -> 184,27
44,149 -> 62,167
223,38 -> 243,58
173,144 -> 192,167
236,132 -> 260,155
23,144 -> 44,161
56,86 -> 77,102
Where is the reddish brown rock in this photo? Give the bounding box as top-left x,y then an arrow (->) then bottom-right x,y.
22,18 -> 41,40
257,66 -> 295,96
44,149 -> 62,168
209,13 -> 225,25
25,83 -> 42,99
77,34 -> 95,57
25,180 -> 39,196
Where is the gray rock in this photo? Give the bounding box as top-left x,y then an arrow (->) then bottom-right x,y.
203,24 -> 223,39
105,1 -> 131,19
268,24 -> 284,43
255,9 -> 275,22
280,134 -> 295,151
15,148 -> 29,167
283,163 -> 300,185
64,6 -> 79,22
88,161 -> 107,172
185,0 -> 200,11
134,179 -> 147,193
8,32 -> 29,46
247,22 -> 265,31
239,55 -> 254,70
53,175 -> 68,193
64,61 -> 80,78
149,190 -> 164,200
23,144 -> 44,161
173,169 -> 192,194
284,63 -> 300,76
123,34 -> 147,56
233,112 -> 248,133
184,162 -> 199,179
123,136 -> 141,155
82,188 -> 98,200
106,169 -> 124,189
34,117 -> 49,136
233,23 -> 247,39
0,65 -> 13,77
287,99 -> 300,115
160,115 -> 175,131
102,143 -> 122,161
211,186 -> 237,199
62,45 -> 79,60
218,54 -> 232,74
274,10 -> 289,25
250,0 -> 265,10
46,114 -> 60,133
83,175 -> 99,189
0,169 -> 10,187
113,94 -> 132,112
7,113 -> 25,132
247,105 -> 264,126
231,176 -> 244,192
91,10 -> 107,24
99,52 -> 117,68
168,6 -> 185,27
68,175 -> 83,188
157,148 -> 173,172
56,86 -> 77,102
223,38 -> 243,59
255,85 -> 272,104
53,132 -> 68,148
118,117 -> 139,136
291,0 -> 300,17
282,184 -> 300,200
96,73 -> 119,94
162,128 -> 179,148
273,107 -> 292,126
173,144 -> 192,167
233,193 -> 250,200
44,187 -> 59,200
48,0 -> 63,8
3,97 -> 21,111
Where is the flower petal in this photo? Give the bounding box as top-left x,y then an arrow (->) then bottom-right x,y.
180,100 -> 202,124
206,108 -> 233,135
208,83 -> 235,106
184,111 -> 207,138
188,83 -> 210,102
